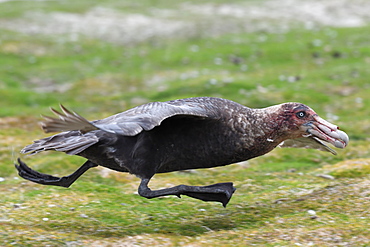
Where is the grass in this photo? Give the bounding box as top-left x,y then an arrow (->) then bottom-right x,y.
1,0 -> 370,246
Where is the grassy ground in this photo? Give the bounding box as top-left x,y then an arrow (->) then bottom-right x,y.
1,0 -> 370,246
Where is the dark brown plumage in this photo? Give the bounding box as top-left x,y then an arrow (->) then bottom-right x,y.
16,97 -> 349,206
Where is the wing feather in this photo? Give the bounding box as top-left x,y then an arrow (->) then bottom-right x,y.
40,98 -> 218,136
41,104 -> 98,133
93,99 -> 218,136
22,97 -> 225,155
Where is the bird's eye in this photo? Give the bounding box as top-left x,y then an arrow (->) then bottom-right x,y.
296,111 -> 306,119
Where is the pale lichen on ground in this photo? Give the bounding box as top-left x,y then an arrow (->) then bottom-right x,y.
1,0 -> 370,45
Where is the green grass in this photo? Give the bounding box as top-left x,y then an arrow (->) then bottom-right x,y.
1,1 -> 370,246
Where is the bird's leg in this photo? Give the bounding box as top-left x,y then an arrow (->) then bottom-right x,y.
15,158 -> 98,188
138,178 -> 236,207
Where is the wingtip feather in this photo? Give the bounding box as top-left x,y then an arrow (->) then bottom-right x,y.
40,105 -> 98,133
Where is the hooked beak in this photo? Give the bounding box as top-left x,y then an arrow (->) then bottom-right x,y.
303,115 -> 349,149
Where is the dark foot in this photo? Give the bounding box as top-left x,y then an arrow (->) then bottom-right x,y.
15,158 -> 69,187
15,158 -> 97,188
182,182 -> 236,207
139,179 -> 236,207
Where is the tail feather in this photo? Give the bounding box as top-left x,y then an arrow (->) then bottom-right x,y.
22,106 -> 101,156
21,131 -> 99,156
64,142 -> 98,155
41,105 -> 98,134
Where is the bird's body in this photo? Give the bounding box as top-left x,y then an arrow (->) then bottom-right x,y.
16,97 -> 349,206
79,98 -> 281,175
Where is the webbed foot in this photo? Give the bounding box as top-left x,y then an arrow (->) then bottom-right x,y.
182,182 -> 236,207
139,178 -> 236,207
15,158 -> 97,188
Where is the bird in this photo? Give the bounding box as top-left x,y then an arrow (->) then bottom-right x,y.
15,97 -> 349,207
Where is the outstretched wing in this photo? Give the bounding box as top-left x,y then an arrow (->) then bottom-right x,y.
24,98 -> 223,156
93,99 -> 219,136
41,98 -> 221,136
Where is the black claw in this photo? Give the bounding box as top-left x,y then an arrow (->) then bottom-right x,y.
16,159 -> 35,178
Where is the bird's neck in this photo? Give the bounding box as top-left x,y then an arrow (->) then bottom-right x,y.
231,106 -> 286,148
